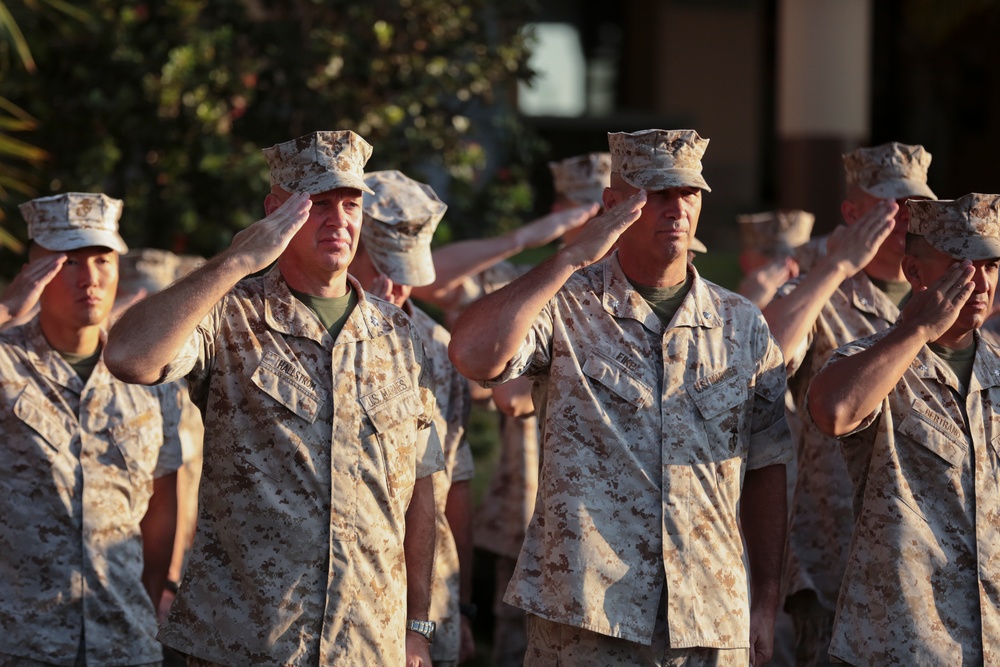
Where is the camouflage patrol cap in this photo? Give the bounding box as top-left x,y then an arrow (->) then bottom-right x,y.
119,248 -> 180,295
361,170 -> 447,287
20,192 -> 128,254
907,193 -> 1000,261
549,153 -> 612,206
689,237 -> 708,254
842,142 -> 936,200
737,210 -> 815,255
263,130 -> 374,196
608,129 -> 711,192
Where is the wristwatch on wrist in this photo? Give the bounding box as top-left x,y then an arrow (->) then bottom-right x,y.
406,619 -> 436,643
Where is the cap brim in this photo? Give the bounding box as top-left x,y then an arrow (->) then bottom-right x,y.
367,245 -> 436,288
32,229 -> 128,254
565,186 -> 607,207
689,237 -> 708,253
621,168 -> 711,193
927,233 -> 1000,261
283,171 -> 374,196
863,179 -> 936,201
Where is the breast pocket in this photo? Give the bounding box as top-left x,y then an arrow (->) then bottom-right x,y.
365,389 -> 424,497
687,367 -> 750,459
109,409 -> 162,493
554,351 -> 652,456
13,384 -> 73,452
245,353 -> 329,481
893,402 -> 967,522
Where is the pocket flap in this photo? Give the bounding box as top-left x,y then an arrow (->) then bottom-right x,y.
581,352 -> 651,409
251,351 -> 327,423
14,384 -> 72,450
688,367 -> 749,419
898,402 -> 966,468
365,388 -> 423,434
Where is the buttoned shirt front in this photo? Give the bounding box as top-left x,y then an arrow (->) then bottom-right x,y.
779,272 -> 900,610
156,268 -> 443,666
824,330 -> 1000,666
492,253 -> 791,647
0,317 -> 182,666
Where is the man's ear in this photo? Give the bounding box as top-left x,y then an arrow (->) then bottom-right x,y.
902,254 -> 922,289
602,186 -> 619,211
840,199 -> 857,225
264,192 -> 283,216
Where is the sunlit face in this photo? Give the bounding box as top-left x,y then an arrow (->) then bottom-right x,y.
271,187 -> 363,277
614,184 -> 702,266
34,245 -> 118,330
908,246 -> 999,333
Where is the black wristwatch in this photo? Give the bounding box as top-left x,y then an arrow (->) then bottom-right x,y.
459,603 -> 478,621
406,619 -> 436,643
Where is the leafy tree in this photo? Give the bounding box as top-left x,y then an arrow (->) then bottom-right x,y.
1,0 -> 541,274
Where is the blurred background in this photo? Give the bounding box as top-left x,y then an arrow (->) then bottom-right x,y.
2,1 -> 1000,662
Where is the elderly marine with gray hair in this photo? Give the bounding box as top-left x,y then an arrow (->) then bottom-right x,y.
450,129 -> 791,666
105,130 -> 443,667
809,192 -> 1000,666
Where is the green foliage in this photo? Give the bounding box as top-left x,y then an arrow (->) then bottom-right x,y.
1,0 -> 541,270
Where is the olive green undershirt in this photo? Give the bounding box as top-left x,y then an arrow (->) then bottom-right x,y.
290,285 -> 358,339
869,276 -> 912,310
60,348 -> 102,384
629,272 -> 693,326
929,340 -> 976,395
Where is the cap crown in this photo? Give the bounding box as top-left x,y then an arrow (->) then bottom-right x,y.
264,130 -> 374,195
907,193 -> 1000,260
608,129 -> 711,191
737,210 -> 815,254
549,153 -> 612,206
842,141 -> 936,200
361,170 -> 447,287
20,192 -> 128,253
119,248 -> 180,294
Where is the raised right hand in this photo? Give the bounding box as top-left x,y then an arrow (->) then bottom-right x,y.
225,191 -> 312,276
0,252 -> 66,324
558,190 -> 647,271
825,199 -> 898,278
898,259 -> 976,343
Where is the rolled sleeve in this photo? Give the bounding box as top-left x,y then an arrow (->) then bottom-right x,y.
747,328 -> 793,470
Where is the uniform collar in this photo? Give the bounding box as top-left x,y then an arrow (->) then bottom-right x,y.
846,272 -> 901,321
601,251 -> 723,331
912,330 -> 1000,393
22,315 -> 111,393
263,267 -> 393,348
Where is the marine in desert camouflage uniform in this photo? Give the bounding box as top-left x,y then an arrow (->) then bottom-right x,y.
809,192 -> 1000,666
0,193 -> 181,667
450,129 -> 791,666
762,142 -> 936,667
350,169 -> 477,666
105,131 -> 443,666
736,209 -> 814,309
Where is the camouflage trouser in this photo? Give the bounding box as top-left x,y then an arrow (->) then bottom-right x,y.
524,593 -> 749,667
492,555 -> 528,667
786,590 -> 836,667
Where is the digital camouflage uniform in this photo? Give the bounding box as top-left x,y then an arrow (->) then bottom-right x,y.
0,318 -> 183,666
155,268 -> 443,666
777,273 -> 900,652
491,252 -> 791,656
405,305 -> 475,667
821,330 -> 1000,666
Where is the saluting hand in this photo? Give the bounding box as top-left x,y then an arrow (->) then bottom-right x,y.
512,202 -> 600,250
0,252 -> 66,326
898,259 -> 976,343
825,199 -> 898,278
225,191 -> 312,277
558,190 -> 647,271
